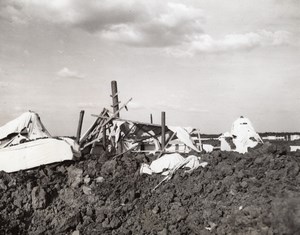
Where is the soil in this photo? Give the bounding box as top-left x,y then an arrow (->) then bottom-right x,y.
1,142 -> 300,234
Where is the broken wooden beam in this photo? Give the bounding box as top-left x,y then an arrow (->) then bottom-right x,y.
156,132 -> 176,159
80,108 -> 109,144
111,80 -> 120,118
76,110 -> 85,143
161,111 -> 166,150
83,98 -> 133,148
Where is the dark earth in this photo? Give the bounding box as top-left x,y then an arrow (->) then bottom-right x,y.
1,141 -> 300,234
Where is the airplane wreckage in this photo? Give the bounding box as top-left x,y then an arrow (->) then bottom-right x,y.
0,81 -> 264,173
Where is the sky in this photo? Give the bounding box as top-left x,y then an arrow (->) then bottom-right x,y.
0,0 -> 300,136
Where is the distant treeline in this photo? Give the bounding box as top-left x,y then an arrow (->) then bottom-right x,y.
199,132 -> 300,140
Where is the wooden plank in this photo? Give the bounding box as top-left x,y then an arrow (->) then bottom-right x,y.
161,111 -> 166,150
80,108 -> 109,143
83,98 -> 133,148
111,81 -> 120,118
76,110 -> 85,143
197,131 -> 202,151
102,125 -> 106,149
156,132 -> 176,159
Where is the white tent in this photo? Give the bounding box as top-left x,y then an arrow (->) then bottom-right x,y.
0,111 -> 51,148
0,111 -> 79,172
220,116 -> 263,153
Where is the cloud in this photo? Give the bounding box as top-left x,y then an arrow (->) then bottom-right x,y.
101,2 -> 204,47
1,0 -> 293,53
0,0 -> 143,28
1,0 -> 205,48
57,67 -> 85,79
0,1 -> 27,24
167,30 -> 292,56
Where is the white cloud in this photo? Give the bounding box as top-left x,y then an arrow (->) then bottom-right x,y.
57,67 -> 85,79
101,2 -> 204,47
1,0 -> 205,48
0,0 -> 293,53
167,30 -> 292,56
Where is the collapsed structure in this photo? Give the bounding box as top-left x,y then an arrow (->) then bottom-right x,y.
219,116 -> 263,153
0,111 -> 79,173
79,108 -> 202,156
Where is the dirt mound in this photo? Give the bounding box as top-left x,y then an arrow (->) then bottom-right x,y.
1,143 -> 300,234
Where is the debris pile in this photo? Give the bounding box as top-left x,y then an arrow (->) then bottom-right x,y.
1,143 -> 300,234
79,107 -> 202,157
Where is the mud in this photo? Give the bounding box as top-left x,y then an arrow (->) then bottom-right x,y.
1,142 -> 300,234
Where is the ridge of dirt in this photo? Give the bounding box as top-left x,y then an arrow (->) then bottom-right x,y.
1,142 -> 300,234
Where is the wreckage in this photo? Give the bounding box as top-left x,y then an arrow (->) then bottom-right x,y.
0,111 -> 79,173
219,116 -> 263,153
1,82 -> 292,174
79,108 -> 202,156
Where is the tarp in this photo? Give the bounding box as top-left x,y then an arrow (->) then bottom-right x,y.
0,111 -> 51,148
0,138 -> 74,173
147,153 -> 184,174
0,112 -> 79,172
290,146 -> 300,152
203,144 -> 214,153
168,126 -> 200,152
140,153 -> 208,176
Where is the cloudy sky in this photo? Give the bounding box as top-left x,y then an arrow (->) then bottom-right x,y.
0,0 -> 300,135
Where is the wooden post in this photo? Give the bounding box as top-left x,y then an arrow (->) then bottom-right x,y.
102,125 -> 106,149
76,110 -> 85,143
150,114 -> 153,124
111,80 -> 120,118
197,131 -> 202,151
161,111 -> 166,150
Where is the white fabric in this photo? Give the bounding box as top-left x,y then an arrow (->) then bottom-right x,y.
0,111 -> 51,148
108,120 -> 125,145
219,138 -> 232,151
150,153 -> 184,174
219,132 -> 233,151
140,153 -> 208,175
231,117 -> 263,153
290,146 -> 300,152
60,137 -> 80,153
168,126 -> 200,152
0,138 -> 74,173
203,144 -> 214,153
140,163 -> 153,175
221,117 -> 263,154
184,155 -> 199,169
291,135 -> 300,141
